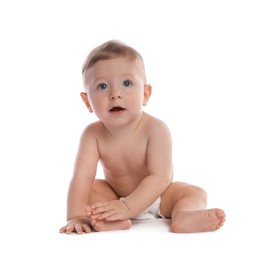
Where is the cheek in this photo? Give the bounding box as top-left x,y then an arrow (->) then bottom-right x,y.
129,93 -> 145,107
89,92 -> 104,105
89,96 -> 102,112
91,98 -> 103,109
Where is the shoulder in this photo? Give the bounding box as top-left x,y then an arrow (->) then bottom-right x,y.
143,112 -> 170,131
79,121 -> 105,143
82,120 -> 104,133
142,112 -> 172,139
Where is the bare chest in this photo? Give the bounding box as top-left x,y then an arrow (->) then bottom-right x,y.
98,137 -> 147,174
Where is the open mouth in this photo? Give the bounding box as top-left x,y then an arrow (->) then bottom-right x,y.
109,106 -> 125,112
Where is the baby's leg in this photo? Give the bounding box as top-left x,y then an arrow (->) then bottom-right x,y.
86,179 -> 132,232
160,182 -> 225,233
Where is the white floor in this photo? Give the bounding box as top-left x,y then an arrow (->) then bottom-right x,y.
1,203 -> 271,259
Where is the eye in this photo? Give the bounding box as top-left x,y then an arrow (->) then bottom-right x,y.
97,83 -> 108,90
122,80 -> 132,87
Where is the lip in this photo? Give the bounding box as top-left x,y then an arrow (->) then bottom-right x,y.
109,106 -> 126,114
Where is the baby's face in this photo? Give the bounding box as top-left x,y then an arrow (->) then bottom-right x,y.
83,57 -> 149,127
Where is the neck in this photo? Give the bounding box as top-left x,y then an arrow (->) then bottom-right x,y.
103,112 -> 145,139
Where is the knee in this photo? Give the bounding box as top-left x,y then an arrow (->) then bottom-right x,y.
177,183 -> 207,201
91,179 -> 111,195
168,182 -> 207,201
90,179 -> 118,201
93,179 -> 106,185
187,185 -> 207,200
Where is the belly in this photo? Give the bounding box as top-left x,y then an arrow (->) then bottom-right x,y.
104,170 -> 147,197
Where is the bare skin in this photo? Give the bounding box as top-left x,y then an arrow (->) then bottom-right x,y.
85,208 -> 225,233
59,42 -> 226,234
85,205 -> 132,232
81,179 -> 225,233
171,209 -> 225,233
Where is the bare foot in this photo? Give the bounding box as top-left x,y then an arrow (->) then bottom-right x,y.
171,208 -> 226,233
85,206 -> 132,232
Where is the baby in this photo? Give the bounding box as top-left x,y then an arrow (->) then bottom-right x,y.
59,40 -> 225,234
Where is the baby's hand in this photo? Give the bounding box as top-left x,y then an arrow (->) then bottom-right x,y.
59,217 -> 92,234
90,200 -> 130,221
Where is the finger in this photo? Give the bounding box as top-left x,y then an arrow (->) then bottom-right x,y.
59,226 -> 67,233
82,224 -> 92,233
91,213 -> 107,220
96,210 -> 116,220
75,224 -> 83,234
91,202 -> 109,210
92,204 -> 113,215
85,205 -> 92,217
105,215 -> 119,221
90,219 -> 96,227
65,224 -> 75,234
90,214 -> 98,220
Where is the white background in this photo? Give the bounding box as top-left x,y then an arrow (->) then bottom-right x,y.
0,0 -> 271,259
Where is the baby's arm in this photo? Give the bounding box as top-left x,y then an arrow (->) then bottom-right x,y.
59,125 -> 99,234
91,120 -> 173,220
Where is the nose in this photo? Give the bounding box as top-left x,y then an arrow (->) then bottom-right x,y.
110,87 -> 122,100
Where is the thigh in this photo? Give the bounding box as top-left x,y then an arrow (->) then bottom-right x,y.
89,179 -> 119,204
160,181 -> 192,218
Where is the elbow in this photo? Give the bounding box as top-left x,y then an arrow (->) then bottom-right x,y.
161,173 -> 173,190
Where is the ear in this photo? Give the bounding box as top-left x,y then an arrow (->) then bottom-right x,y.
143,84 -> 152,106
80,92 -> 93,112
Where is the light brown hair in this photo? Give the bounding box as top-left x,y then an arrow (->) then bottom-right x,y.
82,40 -> 146,77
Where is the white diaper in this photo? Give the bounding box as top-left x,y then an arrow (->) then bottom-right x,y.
120,197 -> 165,220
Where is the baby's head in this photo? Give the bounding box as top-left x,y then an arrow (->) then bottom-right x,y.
80,40 -> 151,116
82,40 -> 146,82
